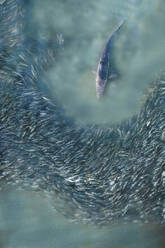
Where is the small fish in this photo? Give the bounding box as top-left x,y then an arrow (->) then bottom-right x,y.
0,0 -> 6,4
96,21 -> 124,99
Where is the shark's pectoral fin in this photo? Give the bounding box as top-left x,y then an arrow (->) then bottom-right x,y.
109,73 -> 118,79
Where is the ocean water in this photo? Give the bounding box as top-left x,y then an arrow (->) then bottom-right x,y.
0,190 -> 164,248
0,0 -> 165,247
31,0 -> 165,124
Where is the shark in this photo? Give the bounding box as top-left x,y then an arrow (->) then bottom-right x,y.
96,21 -> 124,99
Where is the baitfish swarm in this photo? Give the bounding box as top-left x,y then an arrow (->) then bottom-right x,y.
0,0 -> 165,226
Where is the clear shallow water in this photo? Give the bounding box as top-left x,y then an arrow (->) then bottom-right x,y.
32,0 -> 165,124
0,0 -> 165,247
0,190 -> 164,248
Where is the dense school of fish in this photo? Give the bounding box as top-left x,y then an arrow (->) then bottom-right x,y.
0,0 -> 165,228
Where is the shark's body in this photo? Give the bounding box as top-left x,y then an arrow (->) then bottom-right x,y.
96,21 -> 124,98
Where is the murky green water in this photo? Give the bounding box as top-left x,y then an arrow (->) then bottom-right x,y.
32,0 -> 165,124
1,0 -> 165,247
0,190 -> 164,248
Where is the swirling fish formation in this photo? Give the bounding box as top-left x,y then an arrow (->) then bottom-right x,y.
0,0 -> 164,225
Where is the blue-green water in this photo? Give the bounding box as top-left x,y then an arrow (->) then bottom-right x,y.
31,0 -> 165,124
0,0 -> 165,247
0,190 -> 163,248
